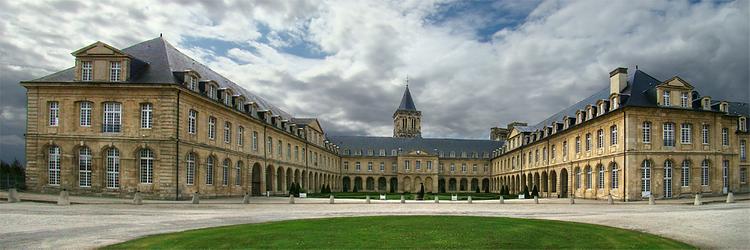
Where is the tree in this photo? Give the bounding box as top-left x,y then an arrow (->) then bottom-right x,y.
321,184 -> 326,194
389,183 -> 395,193
326,184 -> 331,193
289,182 -> 297,196
522,185 -> 530,198
531,184 -> 539,197
475,185 -> 480,193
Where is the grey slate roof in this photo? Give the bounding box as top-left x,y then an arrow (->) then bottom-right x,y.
397,85 -> 417,111
328,135 -> 503,158
28,37 -> 294,120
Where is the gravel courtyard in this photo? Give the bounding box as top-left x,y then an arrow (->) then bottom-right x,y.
1,192 -> 748,249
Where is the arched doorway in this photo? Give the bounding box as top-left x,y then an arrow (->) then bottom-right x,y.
342,176 -> 351,192
277,166 -> 285,192
251,163 -> 261,195
438,178 -> 446,193
470,178 -> 479,192
482,178 -> 489,193
378,177 -> 387,191
460,178 -> 468,191
424,177 -> 433,193
389,177 -> 398,193
403,177 -> 412,192
366,177 -> 375,191
541,172 -> 548,193
265,165 -> 274,193
560,168 -> 568,198
449,178 -> 457,192
354,177 -> 363,192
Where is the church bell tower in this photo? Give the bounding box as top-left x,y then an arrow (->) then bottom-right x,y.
393,83 -> 422,138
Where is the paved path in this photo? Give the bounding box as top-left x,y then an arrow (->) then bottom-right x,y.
1,192 -> 748,249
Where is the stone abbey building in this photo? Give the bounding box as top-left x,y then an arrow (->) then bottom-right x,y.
22,37 -> 749,200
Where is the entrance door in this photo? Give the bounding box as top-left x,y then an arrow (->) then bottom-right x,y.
642,161 -> 651,198
664,165 -> 672,198
251,164 -> 261,196
560,169 -> 568,198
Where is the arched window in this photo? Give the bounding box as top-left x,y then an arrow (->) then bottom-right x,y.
585,166 -> 592,189
597,165 -> 604,189
610,163 -> 619,189
681,160 -> 690,187
139,149 -> 154,184
186,153 -> 196,185
575,168 -> 581,189
48,146 -> 61,185
106,148 -> 120,188
78,147 -> 92,187
206,157 -> 214,185
701,160 -> 710,186
222,159 -> 230,186
235,161 -> 242,186
642,160 -> 651,195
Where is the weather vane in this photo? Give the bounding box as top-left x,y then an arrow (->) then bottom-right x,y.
405,75 -> 409,87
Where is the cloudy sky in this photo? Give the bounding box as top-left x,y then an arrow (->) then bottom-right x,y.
1,0 -> 748,163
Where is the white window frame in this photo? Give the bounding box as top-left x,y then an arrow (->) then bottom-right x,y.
702,124 -> 709,144
206,157 -> 214,185
597,165 -> 604,189
597,129 -> 604,149
141,103 -> 153,129
610,125 -> 618,145
681,160 -> 690,187
252,131 -> 259,151
222,159 -> 230,186
643,121 -> 651,144
81,61 -> 92,81
106,148 -> 120,188
701,160 -> 709,186
611,164 -> 619,189
367,162 -> 373,172
103,102 -> 122,133
79,102 -> 91,127
238,126 -> 244,146
78,147 -> 92,187
663,123 -> 675,147
741,140 -> 746,161
208,117 -> 216,140
224,121 -> 232,144
49,101 -> 59,127
188,110 -> 197,134
110,61 -> 121,82
722,128 -> 729,146
680,123 -> 691,144
186,153 -> 195,185
642,160 -> 651,195
662,90 -> 671,106
680,91 -> 689,108
235,161 -> 242,186
139,149 -> 154,184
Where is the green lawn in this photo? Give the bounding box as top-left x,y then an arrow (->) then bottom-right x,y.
305,192 -> 514,200
105,216 -> 693,249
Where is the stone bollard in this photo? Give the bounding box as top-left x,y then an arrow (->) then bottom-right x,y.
648,196 -> 655,205
366,195 -> 371,204
569,196 -> 575,205
329,194 -> 335,204
608,194 -> 614,205
499,195 -> 504,204
694,193 -> 702,206
8,188 -> 19,203
468,196 -> 472,204
242,193 -> 250,204
133,191 -> 143,205
727,192 -> 735,203
400,195 -> 405,204
289,195 -> 295,204
58,189 -> 70,206
534,196 -> 539,204
192,192 -> 200,204
434,196 -> 439,203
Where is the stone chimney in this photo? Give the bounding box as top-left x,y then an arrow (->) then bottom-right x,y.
609,67 -> 628,95
490,127 -> 509,141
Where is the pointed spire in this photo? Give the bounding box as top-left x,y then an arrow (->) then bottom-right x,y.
397,84 -> 417,111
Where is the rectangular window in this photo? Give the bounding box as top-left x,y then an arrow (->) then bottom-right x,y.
141,103 -> 153,129
472,164 -> 477,172
103,102 -> 122,133
81,61 -> 92,81
139,150 -> 153,184
235,162 -> 241,186
110,61 -> 121,82
343,161 -> 349,170
680,123 -> 692,144
597,130 -> 603,148
450,163 -> 456,172
663,123 -> 674,147
206,158 -> 214,185
355,162 -> 361,171
380,162 -> 385,172
252,131 -> 259,151
49,101 -> 59,126
106,148 -> 120,188
722,128 -> 729,146
79,102 -> 91,127
404,161 -> 410,171
643,122 -> 651,143
189,76 -> 197,91
461,163 -> 467,172
701,161 -> 709,186
238,127 -> 244,146
610,126 -> 618,145
294,146 -> 299,161
681,92 -> 689,108
663,90 -> 671,106
208,117 -> 216,140
286,143 -> 291,160
48,147 -> 61,185
222,162 -> 229,186
741,168 -> 747,183
416,161 -> 421,170
702,125 -> 709,144
224,122 -> 232,143
427,161 -> 432,170
392,163 -> 397,173
367,162 -> 373,171
681,161 -> 690,187
186,154 -> 195,185
551,145 -> 556,159
741,140 -> 746,161
78,148 -> 92,187
188,110 -> 197,134
575,136 -> 581,153
277,140 -> 283,157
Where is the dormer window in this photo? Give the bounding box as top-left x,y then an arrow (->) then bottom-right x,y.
188,76 -> 198,91
598,103 -> 605,115
740,117 -> 747,132
663,90 -> 671,106
223,91 -> 232,106
610,96 -> 619,111
703,98 -> 711,110
81,61 -> 93,81
680,92 -> 689,108
207,85 -> 217,100
110,61 -> 121,82
720,102 -> 728,114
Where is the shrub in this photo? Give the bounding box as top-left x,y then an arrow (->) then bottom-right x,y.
522,185 -> 530,198
475,186 -> 480,193
531,185 -> 539,197
353,185 -> 359,193
326,184 -> 331,193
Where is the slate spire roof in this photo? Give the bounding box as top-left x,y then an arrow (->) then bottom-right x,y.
397,85 -> 417,111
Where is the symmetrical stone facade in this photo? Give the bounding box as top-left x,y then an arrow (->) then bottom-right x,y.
21,37 -> 749,201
